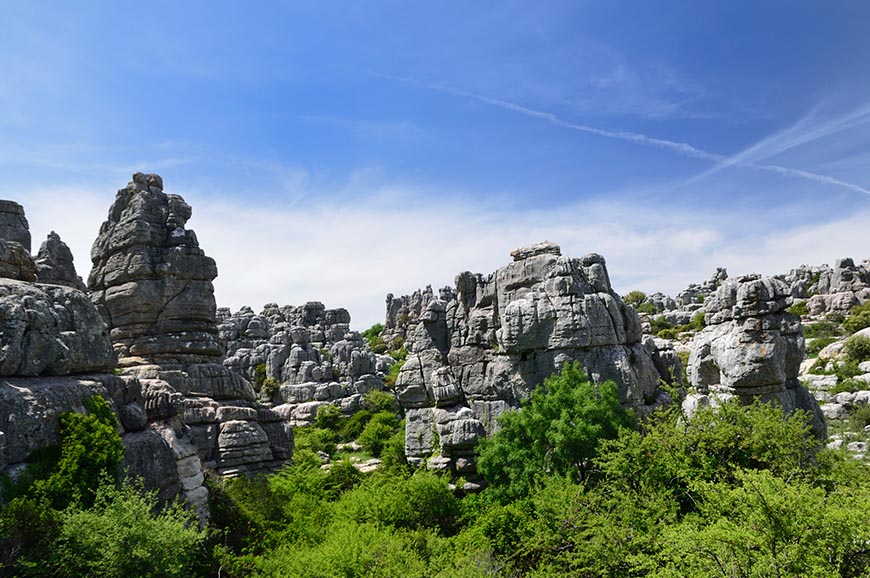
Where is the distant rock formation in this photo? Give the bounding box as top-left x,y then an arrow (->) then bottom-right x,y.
88,173 -> 293,516
0,201 -> 37,282
382,285 -> 456,349
35,231 -> 88,291
220,302 -> 388,426
389,242 -> 671,485
686,274 -> 825,437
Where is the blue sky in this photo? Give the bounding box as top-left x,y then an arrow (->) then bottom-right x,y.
2,1 -> 870,328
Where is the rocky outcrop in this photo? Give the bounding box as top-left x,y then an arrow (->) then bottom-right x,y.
382,285 -> 456,349
0,201 -> 37,282
220,301 -> 388,426
35,231 -> 88,291
88,174 -> 293,516
0,279 -> 115,376
686,274 -> 825,437
392,242 -> 670,483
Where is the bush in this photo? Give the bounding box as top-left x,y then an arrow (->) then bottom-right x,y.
649,317 -> 673,335
843,334 -> 870,363
358,412 -> 401,458
789,300 -> 809,316
849,405 -> 870,431
261,377 -> 280,398
844,303 -> 870,334
807,336 -> 838,357
804,321 -> 842,339
384,359 -> 405,388
361,323 -> 387,353
657,328 -> 680,340
364,390 -> 397,413
315,404 -> 342,431
339,409 -> 374,442
623,290 -> 646,307
253,363 -> 267,389
294,426 -> 337,456
477,362 -> 634,500
830,378 -> 865,395
636,302 -> 658,315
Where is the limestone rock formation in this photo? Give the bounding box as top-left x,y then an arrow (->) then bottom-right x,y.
390,242 -> 670,481
220,301 -> 388,426
35,231 -> 88,291
0,200 -> 37,282
88,174 -> 293,515
686,274 -> 825,436
382,285 -> 456,349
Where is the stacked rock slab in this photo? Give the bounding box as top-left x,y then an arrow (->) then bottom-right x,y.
0,200 -> 168,506
89,174 -> 292,510
392,242 -> 669,483
382,285 -> 456,349
0,201 -> 37,282
220,302 -> 389,426
686,274 -> 826,437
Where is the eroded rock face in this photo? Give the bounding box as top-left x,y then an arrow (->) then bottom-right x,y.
0,201 -> 31,252
89,173 -> 222,367
0,279 -> 115,376
0,200 -> 37,282
35,231 -> 88,291
390,243 -> 669,482
87,174 -> 293,516
781,258 -> 870,316
383,285 -> 456,349
220,301 -> 389,427
686,274 -> 825,437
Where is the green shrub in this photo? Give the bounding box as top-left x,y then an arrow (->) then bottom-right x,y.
389,347 -> 408,362
689,311 -> 706,331
477,362 -> 634,500
807,336 -> 837,357
649,317 -> 673,335
623,290 -> 646,307
830,378 -> 865,395
804,321 -> 842,339
315,404 -> 342,431
789,300 -> 809,316
378,427 -> 409,473
384,359 -> 405,388
294,426 -> 337,456
843,334 -> 870,363
53,481 -> 206,578
324,458 -> 364,497
362,323 -> 387,353
253,363 -> 267,389
849,405 -> 870,431
364,390 -> 397,413
657,328 -> 680,340
261,377 -> 280,398
358,412 -> 401,458
339,410 -> 373,442
636,302 -> 658,315
844,303 -> 870,334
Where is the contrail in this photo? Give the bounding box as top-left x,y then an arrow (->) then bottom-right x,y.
378,72 -> 870,196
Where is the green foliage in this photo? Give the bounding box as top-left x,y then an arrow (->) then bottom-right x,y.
339,409 -> 374,442
294,426 -> 337,456
364,390 -> 398,413
844,302 -> 870,334
253,363 -> 267,389
807,336 -> 838,357
789,300 -> 809,316
362,323 -> 388,353
689,310 -> 706,331
635,301 -> 658,315
623,290 -> 647,307
315,404 -> 342,430
359,412 -> 402,457
390,347 -> 408,361
261,377 -> 280,398
843,334 -> 870,363
33,396 -> 124,510
649,317 -> 673,336
53,481 -> 206,578
830,378 -> 865,395
804,320 -> 843,339
477,362 -> 634,500
384,358 -> 405,388
849,405 -> 870,432
378,427 -> 409,473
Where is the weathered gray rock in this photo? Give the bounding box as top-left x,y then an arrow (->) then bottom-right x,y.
0,201 -> 31,252
391,244 -> 669,478
89,173 -> 222,366
687,274 -> 825,437
35,231 -> 87,291
0,279 -> 115,376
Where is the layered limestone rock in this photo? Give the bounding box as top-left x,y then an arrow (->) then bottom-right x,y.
686,274 -> 826,437
220,302 -> 388,426
391,242 -> 670,482
382,285 -> 456,348
35,231 -> 88,291
0,200 -> 37,282
89,174 -> 293,515
638,268 -> 727,328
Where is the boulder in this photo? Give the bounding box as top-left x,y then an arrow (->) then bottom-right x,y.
35,231 -> 88,291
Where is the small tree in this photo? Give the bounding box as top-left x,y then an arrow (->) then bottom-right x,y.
477,362 -> 634,500
623,290 -> 647,307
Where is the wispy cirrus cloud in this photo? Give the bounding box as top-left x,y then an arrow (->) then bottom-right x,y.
379,73 -> 870,196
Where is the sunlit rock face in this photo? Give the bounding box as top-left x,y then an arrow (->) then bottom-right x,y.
686,274 -> 826,438
390,242 -> 671,485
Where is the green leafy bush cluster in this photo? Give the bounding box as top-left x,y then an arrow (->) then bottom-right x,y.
650,312 -> 704,340
623,290 -> 647,307
0,396 -> 206,577
844,302 -> 870,334
805,320 -> 843,339
635,301 -> 658,315
789,300 -> 809,316
843,334 -> 870,363
807,336 -> 838,357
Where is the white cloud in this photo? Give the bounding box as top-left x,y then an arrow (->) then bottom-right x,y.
16,182 -> 870,331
